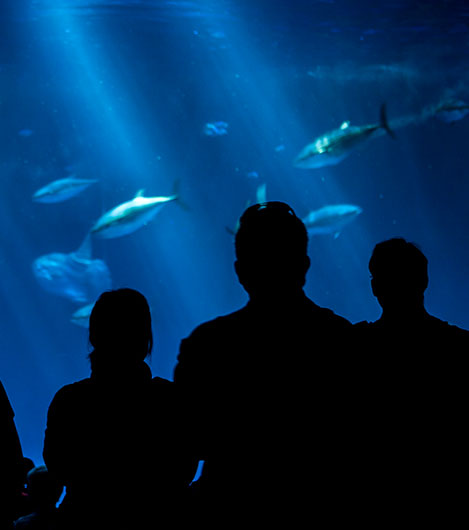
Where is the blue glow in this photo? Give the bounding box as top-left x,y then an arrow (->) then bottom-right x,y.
1,0 -> 469,467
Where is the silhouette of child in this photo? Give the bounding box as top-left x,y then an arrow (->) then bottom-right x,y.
14,465 -> 62,529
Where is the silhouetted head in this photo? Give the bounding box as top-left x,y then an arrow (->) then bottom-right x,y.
26,465 -> 63,512
89,288 -> 153,368
369,238 -> 428,311
21,457 -> 35,488
23,457 -> 35,476
234,201 -> 310,299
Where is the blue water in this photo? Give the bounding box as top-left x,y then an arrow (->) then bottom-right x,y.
1,0 -> 469,465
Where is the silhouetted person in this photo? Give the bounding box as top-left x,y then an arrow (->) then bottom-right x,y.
16,458 -> 37,520
0,380 -> 24,529
43,288 -> 197,530
13,465 -> 62,530
174,202 -> 352,526
357,237 -> 469,339
352,238 -> 469,525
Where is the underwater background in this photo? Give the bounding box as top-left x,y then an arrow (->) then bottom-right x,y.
1,0 -> 469,466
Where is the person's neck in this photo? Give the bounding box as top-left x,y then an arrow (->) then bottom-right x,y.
90,357 -> 151,382
248,289 -> 307,307
378,303 -> 429,325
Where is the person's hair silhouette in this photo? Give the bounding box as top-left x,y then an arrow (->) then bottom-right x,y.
234,202 -> 310,298
368,237 -> 429,314
88,288 -> 153,371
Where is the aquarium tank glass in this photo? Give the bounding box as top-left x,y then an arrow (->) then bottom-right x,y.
1,0 -> 469,465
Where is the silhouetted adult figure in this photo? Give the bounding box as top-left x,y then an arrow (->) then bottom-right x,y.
43,288 -> 197,530
0,380 -> 24,529
174,202 -> 352,526
353,238 -> 469,525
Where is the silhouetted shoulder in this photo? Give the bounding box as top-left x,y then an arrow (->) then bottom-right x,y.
46,379 -> 92,414
0,380 -> 14,418
179,298 -> 351,346
351,320 -> 374,336
354,315 -> 469,336
44,379 -> 94,467
175,313 -> 241,384
175,298 -> 351,387
1,381 -> 25,528
152,376 -> 173,386
353,320 -> 371,328
313,304 -> 352,328
437,318 -> 469,338
53,379 -> 92,397
47,373 -> 171,417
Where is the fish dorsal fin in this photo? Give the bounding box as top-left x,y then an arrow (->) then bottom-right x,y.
256,182 -> 267,204
74,233 -> 92,260
135,189 -> 145,198
340,121 -> 350,130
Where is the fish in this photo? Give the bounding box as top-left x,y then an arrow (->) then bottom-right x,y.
204,121 -> 229,136
255,182 -> 267,205
33,176 -> 98,203
70,303 -> 94,328
32,234 -> 111,303
90,186 -> 179,239
294,104 -> 395,169
302,204 -> 362,238
433,98 -> 469,123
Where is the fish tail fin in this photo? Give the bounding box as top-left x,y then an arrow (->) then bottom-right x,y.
380,103 -> 396,139
171,180 -> 190,212
256,182 -> 267,205
75,232 -> 92,259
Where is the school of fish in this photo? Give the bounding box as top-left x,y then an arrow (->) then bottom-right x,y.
30,94 -> 468,326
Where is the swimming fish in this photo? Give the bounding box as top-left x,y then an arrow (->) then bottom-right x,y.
204,121 -> 229,136
294,104 -> 395,169
33,176 -> 98,203
70,303 -> 94,328
32,235 -> 111,303
90,187 -> 179,239
255,182 -> 267,205
433,98 -> 469,123
302,204 -> 362,238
